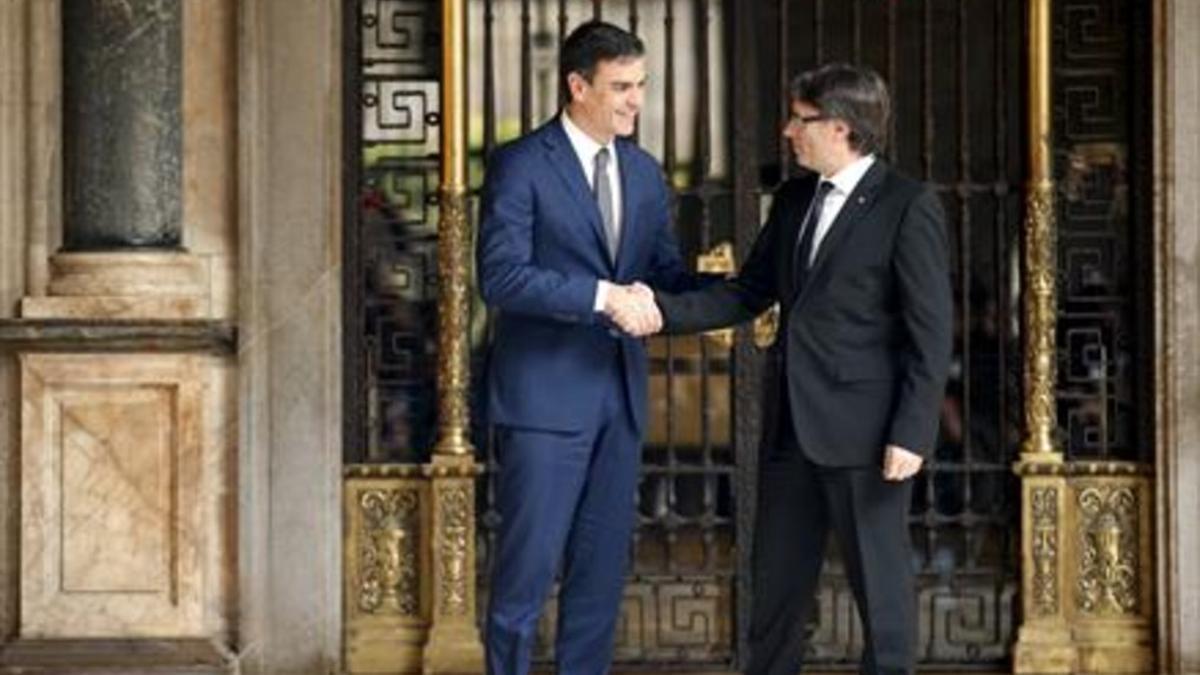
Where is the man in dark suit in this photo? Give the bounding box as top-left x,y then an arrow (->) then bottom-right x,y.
642,64 -> 953,675
476,20 -> 699,675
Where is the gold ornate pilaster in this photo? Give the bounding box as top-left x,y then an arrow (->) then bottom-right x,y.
1014,469 -> 1079,673
421,460 -> 484,673
1019,0 -> 1059,464
1012,1 -> 1074,672
433,0 -> 472,460
1021,181 -> 1058,459
423,0 -> 483,671
1011,3 -> 1157,673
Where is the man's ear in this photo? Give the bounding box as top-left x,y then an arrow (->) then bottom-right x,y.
831,118 -> 852,141
566,71 -> 588,102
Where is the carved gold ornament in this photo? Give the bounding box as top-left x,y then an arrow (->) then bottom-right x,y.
1030,485 -> 1059,616
437,483 -> 472,616
357,488 -> 421,616
1077,485 -> 1139,615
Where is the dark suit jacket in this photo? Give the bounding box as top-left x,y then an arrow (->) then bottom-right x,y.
655,161 -> 953,467
477,118 -> 697,434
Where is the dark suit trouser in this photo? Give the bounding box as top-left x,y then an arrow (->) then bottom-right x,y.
486,364 -> 639,675
747,414 -> 916,675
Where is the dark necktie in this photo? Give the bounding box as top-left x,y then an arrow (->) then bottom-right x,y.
793,180 -> 835,290
594,148 -> 618,262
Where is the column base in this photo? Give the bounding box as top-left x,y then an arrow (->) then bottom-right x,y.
1074,622 -> 1157,674
422,624 -> 484,675
344,621 -> 428,675
1013,624 -> 1077,674
21,252 -> 211,319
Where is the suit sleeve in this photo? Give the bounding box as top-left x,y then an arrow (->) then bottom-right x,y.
652,187 -> 789,334
476,147 -> 598,323
887,187 -> 954,455
641,176 -> 703,294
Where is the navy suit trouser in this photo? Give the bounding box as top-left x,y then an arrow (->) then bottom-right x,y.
486,363 -> 640,675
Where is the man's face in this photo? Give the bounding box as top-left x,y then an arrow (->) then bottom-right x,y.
782,99 -> 849,176
567,56 -> 647,142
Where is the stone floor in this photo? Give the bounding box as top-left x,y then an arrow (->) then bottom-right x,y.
603,670 -> 1006,674
536,662 -> 1010,674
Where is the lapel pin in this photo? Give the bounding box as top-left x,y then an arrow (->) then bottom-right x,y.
857,196 -> 866,205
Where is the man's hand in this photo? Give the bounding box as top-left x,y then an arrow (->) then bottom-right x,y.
604,282 -> 662,336
882,444 -> 923,481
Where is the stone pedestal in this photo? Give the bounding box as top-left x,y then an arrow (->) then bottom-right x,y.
343,459 -> 483,675
0,334 -> 235,672
421,457 -> 484,674
1013,460 -> 1157,674
344,465 -> 430,675
20,252 -> 211,319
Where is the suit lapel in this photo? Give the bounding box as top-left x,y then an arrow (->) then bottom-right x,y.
541,120 -> 611,266
613,140 -> 638,276
800,162 -> 887,295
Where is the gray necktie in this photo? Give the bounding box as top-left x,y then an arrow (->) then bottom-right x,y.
594,148 -> 618,261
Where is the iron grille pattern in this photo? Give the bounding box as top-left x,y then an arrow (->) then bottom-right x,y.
348,0 -> 444,463
1052,0 -> 1153,462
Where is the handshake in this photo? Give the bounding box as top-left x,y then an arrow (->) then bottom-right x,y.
602,282 -> 662,337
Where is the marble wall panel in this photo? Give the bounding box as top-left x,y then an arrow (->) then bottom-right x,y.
19,353 -> 228,639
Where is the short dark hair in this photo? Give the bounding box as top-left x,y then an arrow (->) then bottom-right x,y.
790,63 -> 891,155
559,21 -> 645,98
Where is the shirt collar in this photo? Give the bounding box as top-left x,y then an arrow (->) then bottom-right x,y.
823,154 -> 875,196
561,109 -> 615,165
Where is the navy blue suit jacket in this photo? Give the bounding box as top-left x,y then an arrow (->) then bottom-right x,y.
477,118 -> 697,434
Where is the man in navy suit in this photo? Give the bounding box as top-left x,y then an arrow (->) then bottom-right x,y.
476,20 -> 699,675
642,64 -> 953,675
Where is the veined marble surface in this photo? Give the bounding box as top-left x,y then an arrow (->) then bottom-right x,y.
19,353 -> 229,639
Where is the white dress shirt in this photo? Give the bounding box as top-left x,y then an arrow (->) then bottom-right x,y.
560,111 -> 624,312
806,154 -> 876,265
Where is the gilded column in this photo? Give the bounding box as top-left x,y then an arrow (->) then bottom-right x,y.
423,0 -> 484,671
433,0 -> 473,462
1013,0 -> 1074,672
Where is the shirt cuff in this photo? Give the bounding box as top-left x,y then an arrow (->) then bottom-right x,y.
594,280 -> 613,313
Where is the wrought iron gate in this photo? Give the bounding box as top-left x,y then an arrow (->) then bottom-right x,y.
343,0 -> 1153,670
